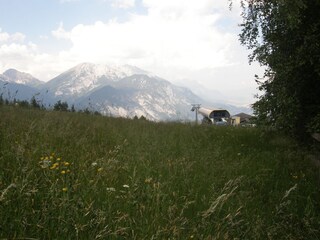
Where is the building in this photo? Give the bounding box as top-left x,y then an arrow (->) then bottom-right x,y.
231,112 -> 254,126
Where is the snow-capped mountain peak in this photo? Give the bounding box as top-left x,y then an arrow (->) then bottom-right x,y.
67,62 -> 148,80
44,62 -> 149,100
3,69 -> 43,87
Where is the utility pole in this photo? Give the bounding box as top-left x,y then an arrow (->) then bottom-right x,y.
191,104 -> 201,124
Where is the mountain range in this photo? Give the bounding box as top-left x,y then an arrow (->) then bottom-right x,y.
0,63 -> 251,121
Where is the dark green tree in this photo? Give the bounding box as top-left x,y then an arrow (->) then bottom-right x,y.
53,100 -> 69,112
139,115 -> 147,121
71,104 -> 76,112
236,0 -> 320,139
30,96 -> 40,109
19,100 -> 30,108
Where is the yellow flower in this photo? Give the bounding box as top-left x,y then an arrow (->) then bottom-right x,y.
61,170 -> 66,174
62,187 -> 68,192
64,161 -> 70,166
97,167 -> 103,172
66,169 -> 71,173
50,162 -> 59,170
56,157 -> 61,161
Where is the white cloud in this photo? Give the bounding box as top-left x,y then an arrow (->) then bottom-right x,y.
0,29 -> 25,43
143,0 -> 217,17
10,32 -> 26,42
51,22 -> 71,40
51,0 -> 237,72
0,32 -> 9,42
109,0 -> 135,9
0,41 -> 75,81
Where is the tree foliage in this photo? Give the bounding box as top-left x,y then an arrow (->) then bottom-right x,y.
53,100 -> 69,112
30,96 -> 41,109
237,0 -> 320,138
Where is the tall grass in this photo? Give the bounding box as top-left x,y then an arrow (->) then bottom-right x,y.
0,105 -> 319,239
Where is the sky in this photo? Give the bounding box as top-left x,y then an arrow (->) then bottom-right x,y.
0,0 -> 264,106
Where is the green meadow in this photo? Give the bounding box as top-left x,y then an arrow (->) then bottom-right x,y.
0,105 -> 319,239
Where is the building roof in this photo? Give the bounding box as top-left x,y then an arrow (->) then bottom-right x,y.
233,112 -> 253,119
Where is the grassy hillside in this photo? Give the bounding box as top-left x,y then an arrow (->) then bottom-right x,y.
0,105 -> 319,239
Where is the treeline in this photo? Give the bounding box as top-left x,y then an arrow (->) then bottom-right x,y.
0,94 -> 101,116
0,94 -> 150,121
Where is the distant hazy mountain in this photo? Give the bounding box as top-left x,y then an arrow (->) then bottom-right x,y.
0,70 -> 53,106
3,69 -> 43,88
0,74 -> 8,82
1,62 -> 252,121
0,78 -> 39,101
77,74 -> 202,120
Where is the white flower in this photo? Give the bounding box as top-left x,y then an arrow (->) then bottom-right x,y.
106,187 -> 116,192
122,184 -> 129,188
91,162 -> 98,167
40,160 -> 51,168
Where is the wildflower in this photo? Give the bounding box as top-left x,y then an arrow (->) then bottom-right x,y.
64,161 -> 70,166
237,153 -> 241,156
145,177 -> 153,184
122,184 -> 129,188
106,187 -> 116,192
66,169 -> 71,173
50,162 -> 59,170
97,167 -> 103,172
50,156 -> 54,160
61,170 -> 66,174
62,187 -> 68,192
40,160 -> 51,168
91,162 -> 98,167
56,157 -> 61,161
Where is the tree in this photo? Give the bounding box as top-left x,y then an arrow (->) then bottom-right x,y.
236,0 -> 320,139
71,104 -> 76,112
53,100 -> 69,112
30,96 -> 40,109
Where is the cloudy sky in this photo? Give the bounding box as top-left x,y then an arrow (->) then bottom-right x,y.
0,0 -> 264,106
